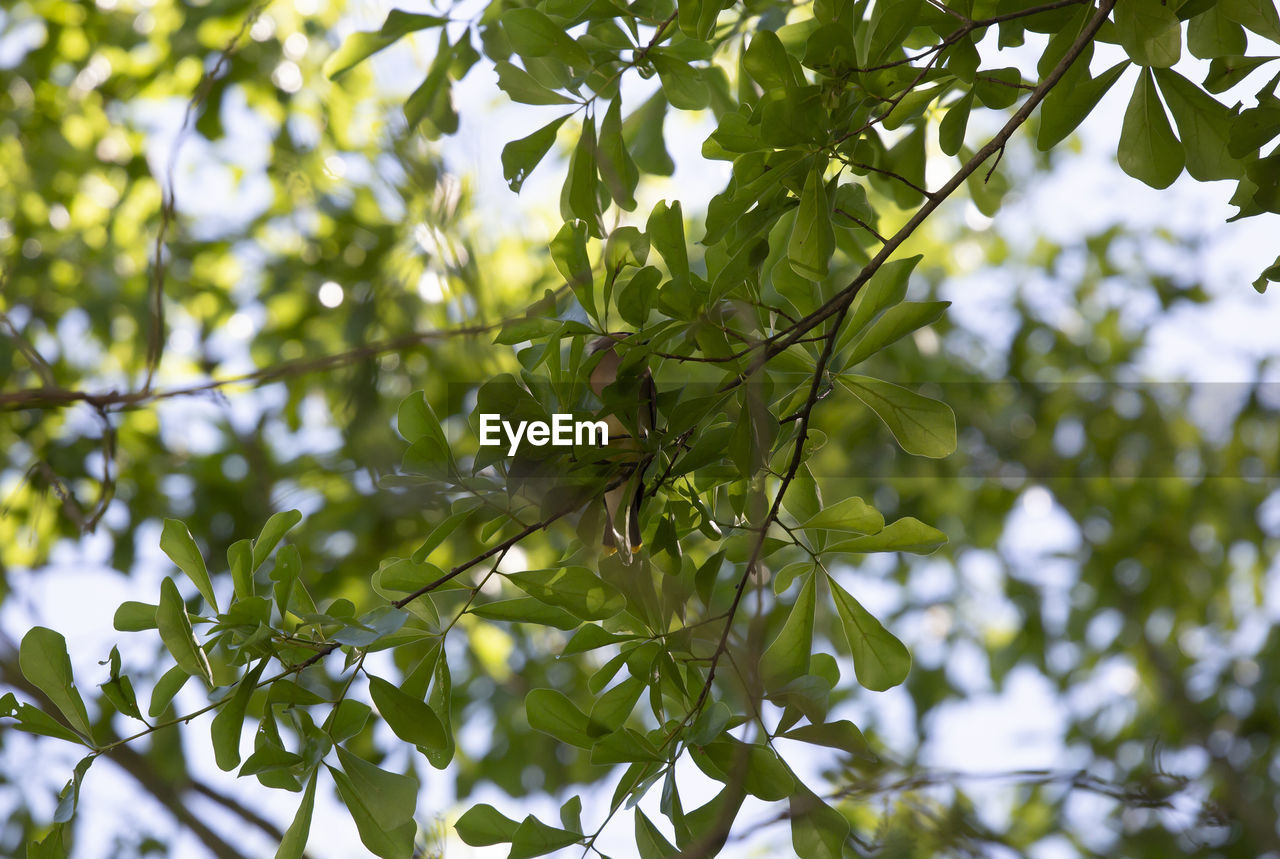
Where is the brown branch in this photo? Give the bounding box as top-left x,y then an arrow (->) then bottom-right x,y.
391,486 -> 601,608
187,778 -> 294,845
0,323 -> 497,412
838,158 -> 936,200
0,307 -> 57,389
836,208 -> 888,243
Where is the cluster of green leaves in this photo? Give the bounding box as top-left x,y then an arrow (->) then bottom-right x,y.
4,0 -> 1279,856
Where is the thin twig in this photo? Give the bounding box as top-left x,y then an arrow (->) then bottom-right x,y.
144,2 -> 272,392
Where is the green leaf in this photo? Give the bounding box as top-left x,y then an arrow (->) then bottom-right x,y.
456,803 -> 521,846
772,561 -> 812,595
252,509 -> 303,574
470,597 -> 582,629
495,60 -> 576,105
1188,6 -> 1248,58
590,727 -> 664,764
647,200 -> 690,283
161,518 -> 218,612
228,539 -> 253,602
617,265 -> 661,327
677,0 -> 721,40
825,516 -> 948,554
1221,0 -> 1280,42
798,496 -> 884,533
423,649 -> 454,769
559,795 -> 583,833
604,226 -> 649,281
1154,68 -> 1239,181
501,8 -> 591,67
840,375 -> 957,458
681,787 -> 742,850
588,676 -> 644,732
509,815 -> 582,859
98,647 -> 142,721
781,466 -> 822,524
210,659 -> 266,771
1228,102 -> 1280,158
271,544 -> 304,615
863,0 -> 923,65
509,566 -> 626,621
1114,0 -> 1182,67
939,91 -> 972,156
636,809 -> 678,859
149,664 -> 190,718
239,741 -> 305,776
275,768 -> 318,859
781,720 -> 873,757
789,787 -> 850,859
502,114 -> 570,194
373,558 -> 445,599
53,755 -> 94,824
788,167 -> 835,281
651,54 -> 711,110
368,674 -> 448,751
694,738 -> 796,800
526,688 -> 597,747
18,627 -> 94,741
496,316 -> 563,345
550,219 -> 596,319
757,85 -> 827,147
113,601 -> 160,632
843,300 -> 948,366
1037,61 -> 1128,151
157,576 -> 214,685
1253,254 -> 1280,292
333,605 -> 409,647
323,10 -> 446,79
760,570 -> 816,690
403,31 -> 458,138
946,34 -> 980,81
2,692 -> 85,744
743,30 -> 796,91
1118,68 -> 1185,189
598,97 -> 639,210
331,746 -> 419,859
828,573 -> 910,691
562,624 -> 637,655
974,67 -> 1022,109
1203,55 -> 1278,93
837,254 -> 920,353
27,826 -> 66,859
411,509 -> 472,563
624,91 -> 676,176
397,389 -> 447,449
325,699 -> 372,744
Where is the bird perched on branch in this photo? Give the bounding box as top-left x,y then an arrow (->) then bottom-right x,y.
588,333 -> 657,559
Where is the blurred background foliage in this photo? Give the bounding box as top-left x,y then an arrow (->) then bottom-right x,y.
1,0 -> 1278,856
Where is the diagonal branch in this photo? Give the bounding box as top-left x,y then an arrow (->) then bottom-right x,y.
0,323 -> 498,412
